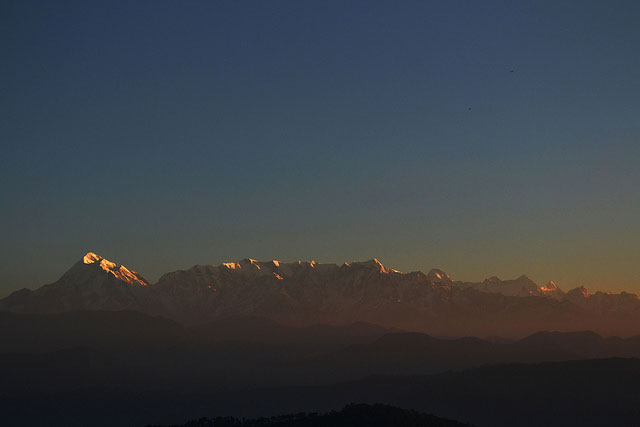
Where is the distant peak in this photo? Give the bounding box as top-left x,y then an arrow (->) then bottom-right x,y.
239,258 -> 261,269
222,262 -> 241,269
80,252 -> 147,286
83,252 -> 102,264
568,286 -> 591,298
368,258 -> 384,269
296,260 -> 317,267
350,258 -> 392,274
539,281 -> 563,297
427,269 -> 452,282
221,259 -> 288,271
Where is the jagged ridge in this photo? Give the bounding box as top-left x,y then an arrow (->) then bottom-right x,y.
1,252 -> 639,337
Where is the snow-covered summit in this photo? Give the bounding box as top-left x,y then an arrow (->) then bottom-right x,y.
80,252 -> 147,286
426,269 -> 452,283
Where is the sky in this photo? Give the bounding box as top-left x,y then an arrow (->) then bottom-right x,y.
1,0 -> 639,297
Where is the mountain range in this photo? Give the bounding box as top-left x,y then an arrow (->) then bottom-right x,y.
2,252 -> 639,337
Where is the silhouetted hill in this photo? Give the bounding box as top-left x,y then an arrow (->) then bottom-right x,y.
2,358 -> 639,426
2,312 -> 640,393
298,329 -> 640,379
0,347 -> 152,393
314,332 -> 571,376
517,330 -> 640,358
150,404 -> 470,427
191,316 -> 397,353
0,310 -> 189,353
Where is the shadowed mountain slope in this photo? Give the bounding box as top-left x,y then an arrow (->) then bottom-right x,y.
2,311 -> 640,393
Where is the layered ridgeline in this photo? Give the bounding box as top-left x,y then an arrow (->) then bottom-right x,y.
1,252 -> 639,337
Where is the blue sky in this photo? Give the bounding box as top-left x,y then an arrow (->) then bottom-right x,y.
2,0 -> 639,296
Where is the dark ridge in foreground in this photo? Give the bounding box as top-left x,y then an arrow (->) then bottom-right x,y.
2,358 -> 639,426
148,404 -> 470,427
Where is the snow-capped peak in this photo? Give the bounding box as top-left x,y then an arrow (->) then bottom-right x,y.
349,258 -> 393,274
80,252 -> 147,286
222,262 -> 241,269
83,252 -> 102,264
427,269 -> 452,282
540,281 -> 559,292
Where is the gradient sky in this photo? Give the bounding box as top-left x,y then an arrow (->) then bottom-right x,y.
2,0 -> 639,297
